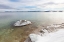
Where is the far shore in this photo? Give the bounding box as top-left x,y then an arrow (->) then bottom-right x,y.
0,11 -> 64,13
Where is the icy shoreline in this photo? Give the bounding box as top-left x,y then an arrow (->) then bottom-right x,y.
29,29 -> 64,42
24,23 -> 64,42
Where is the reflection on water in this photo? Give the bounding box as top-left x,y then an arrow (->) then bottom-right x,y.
0,12 -> 64,42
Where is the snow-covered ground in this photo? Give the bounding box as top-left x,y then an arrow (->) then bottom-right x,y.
29,29 -> 64,42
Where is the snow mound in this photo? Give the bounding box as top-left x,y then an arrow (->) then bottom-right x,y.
29,34 -> 41,42
29,29 -> 64,42
14,20 -> 32,26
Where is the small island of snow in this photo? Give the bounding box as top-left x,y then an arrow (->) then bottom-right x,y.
14,20 -> 32,26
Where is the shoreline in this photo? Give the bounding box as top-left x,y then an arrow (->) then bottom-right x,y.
24,23 -> 64,42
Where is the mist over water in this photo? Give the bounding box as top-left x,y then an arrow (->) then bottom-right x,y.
0,12 -> 64,42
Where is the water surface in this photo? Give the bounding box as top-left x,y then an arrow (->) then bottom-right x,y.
0,12 -> 64,42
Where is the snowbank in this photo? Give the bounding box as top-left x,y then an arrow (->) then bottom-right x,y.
29,29 -> 64,42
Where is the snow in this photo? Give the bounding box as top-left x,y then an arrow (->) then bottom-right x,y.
29,29 -> 64,42
14,20 -> 31,26
29,34 -> 40,42
47,24 -> 61,28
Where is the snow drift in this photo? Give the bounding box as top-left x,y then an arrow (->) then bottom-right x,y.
29,29 -> 64,42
